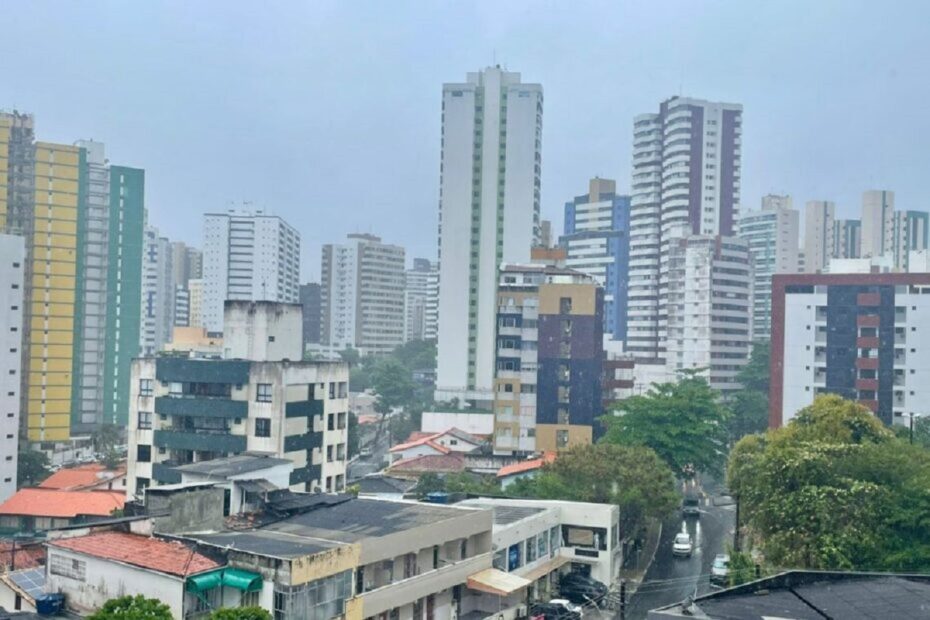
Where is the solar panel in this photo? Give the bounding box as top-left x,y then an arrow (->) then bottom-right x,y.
9,568 -> 45,600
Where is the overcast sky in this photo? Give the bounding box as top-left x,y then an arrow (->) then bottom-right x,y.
4,1 -> 928,278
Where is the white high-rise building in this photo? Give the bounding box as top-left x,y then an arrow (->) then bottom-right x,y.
140,226 -> 174,356
892,210 -> 929,271
321,234 -> 405,355
202,211 -> 300,333
405,258 -> 437,342
627,97 -> 743,360
187,278 -> 204,329
665,236 -> 753,392
803,200 -> 836,273
424,268 -> 439,341
832,219 -> 861,260
738,194 -> 799,340
861,190 -> 895,259
0,234 -> 24,502
436,66 -> 543,403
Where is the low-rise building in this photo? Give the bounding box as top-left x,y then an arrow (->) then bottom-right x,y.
389,428 -> 485,463
38,463 -> 126,493
0,489 -> 124,533
496,453 -> 556,489
0,567 -> 44,613
172,454 -> 293,516
164,326 -> 224,358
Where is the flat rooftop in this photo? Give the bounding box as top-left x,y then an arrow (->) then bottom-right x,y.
173,454 -> 292,477
192,529 -> 345,560
458,500 -> 546,526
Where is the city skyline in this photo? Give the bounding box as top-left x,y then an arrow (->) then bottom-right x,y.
3,2 -> 928,276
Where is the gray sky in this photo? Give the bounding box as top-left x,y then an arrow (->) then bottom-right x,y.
4,1 -> 928,278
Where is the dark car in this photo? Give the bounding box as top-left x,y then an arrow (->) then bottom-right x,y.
682,495 -> 701,517
529,602 -> 582,619
559,573 -> 609,604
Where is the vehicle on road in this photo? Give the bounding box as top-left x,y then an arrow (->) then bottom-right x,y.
558,573 -> 608,605
710,553 -> 730,585
682,494 -> 701,517
529,602 -> 581,619
672,532 -> 694,557
543,599 -> 584,618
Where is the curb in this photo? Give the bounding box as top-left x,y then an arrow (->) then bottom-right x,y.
624,520 -> 663,598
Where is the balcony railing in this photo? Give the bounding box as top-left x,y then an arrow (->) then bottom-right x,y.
154,397 -> 247,419
153,430 -> 247,453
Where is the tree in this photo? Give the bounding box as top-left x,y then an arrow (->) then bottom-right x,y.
91,424 -> 123,453
601,370 -> 730,477
347,412 -> 360,458
338,347 -> 362,368
726,389 -> 769,441
89,595 -> 172,620
727,394 -> 930,571
17,450 -> 50,488
210,608 -> 272,620
736,341 -> 770,394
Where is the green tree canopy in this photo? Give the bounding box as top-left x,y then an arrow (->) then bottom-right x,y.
210,608 -> 272,620
736,341 -> 770,394
17,450 -> 50,488
88,595 -> 172,620
601,370 -> 730,477
727,394 -> 930,571
91,424 -> 123,452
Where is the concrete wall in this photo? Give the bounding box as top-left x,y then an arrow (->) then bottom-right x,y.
421,411 -> 494,436
223,301 -> 303,361
0,234 -> 24,502
148,486 -> 226,534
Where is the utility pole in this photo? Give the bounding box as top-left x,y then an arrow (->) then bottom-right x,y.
619,579 -> 627,620
733,493 -> 741,552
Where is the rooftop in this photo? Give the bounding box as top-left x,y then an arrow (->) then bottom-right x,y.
0,541 -> 45,570
173,453 -> 292,478
1,567 -> 45,603
390,428 -> 484,454
0,489 -> 124,519
191,529 -> 345,560
387,453 -> 465,476
496,452 -> 556,478
48,531 -> 221,577
458,502 -> 546,526
39,463 -> 125,491
356,474 -> 417,496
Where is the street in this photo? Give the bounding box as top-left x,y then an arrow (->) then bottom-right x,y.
623,491 -> 735,619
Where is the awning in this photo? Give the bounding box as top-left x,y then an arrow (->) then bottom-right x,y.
467,568 -> 531,597
186,570 -> 223,593
520,555 -> 572,583
236,479 -> 277,494
222,567 -> 263,592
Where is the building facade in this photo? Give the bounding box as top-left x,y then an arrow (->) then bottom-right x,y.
737,194 -> 799,340
893,210 -> 929,271
187,278 -> 203,329
665,236 -> 752,392
140,226 -> 174,356
833,218 -> 861,261
299,282 -> 322,348
321,234 -> 406,355
860,189 -> 895,259
627,97 -> 743,360
493,265 -> 604,455
436,67 -> 543,405
561,178 -> 631,342
405,258 -> 437,342
803,200 -> 836,274
770,272 -> 930,427
202,211 -> 300,333
0,234 -> 24,502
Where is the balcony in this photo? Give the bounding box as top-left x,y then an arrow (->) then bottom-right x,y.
152,462 -> 182,484
285,400 -> 324,419
856,358 -> 879,370
283,431 -> 323,453
155,358 -> 250,384
856,378 -> 879,391
857,337 -> 880,349
857,293 -> 881,306
858,399 -> 879,412
358,552 -> 491,618
154,397 -> 247,419
857,315 -> 880,328
153,430 -> 246,453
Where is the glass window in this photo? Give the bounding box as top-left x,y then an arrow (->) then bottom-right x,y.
256,383 -> 273,403
538,531 -> 548,558
493,549 -> 506,571
136,445 -> 151,463
139,378 -> 153,397
169,382 -> 183,396
526,535 -> 538,562
255,418 -> 271,437
137,411 -> 152,430
550,526 -> 561,552
508,542 -> 522,571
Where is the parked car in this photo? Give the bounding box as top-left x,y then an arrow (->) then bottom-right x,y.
559,573 -> 608,605
529,601 -> 582,619
682,495 -> 701,517
548,599 -> 584,618
710,553 -> 730,585
672,532 -> 693,557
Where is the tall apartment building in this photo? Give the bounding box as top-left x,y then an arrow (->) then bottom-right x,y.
436,67 -> 543,404
140,226 -> 174,356
299,282 -> 322,348
187,278 -> 203,329
173,286 -> 190,327
169,241 -> 201,289
893,210 -> 929,271
320,234 -> 405,355
860,190 -> 895,259
126,302 -> 349,498
202,211 -> 300,333
404,258 -> 437,342
803,200 -> 835,273
737,194 -> 799,340
493,265 -> 604,455
561,178 -> 631,342
424,267 -> 439,341
627,97 -> 743,361
771,272 -> 930,428
665,236 -> 752,392
0,234 -> 24,501
833,219 -> 861,260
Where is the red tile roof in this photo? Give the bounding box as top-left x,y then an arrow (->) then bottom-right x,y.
496,452 -> 557,478
0,541 -> 45,570
388,453 -> 466,475
39,463 -> 125,491
390,427 -> 483,453
48,532 -> 221,577
0,489 -> 125,518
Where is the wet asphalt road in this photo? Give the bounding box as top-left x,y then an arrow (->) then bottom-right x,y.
623,491 -> 735,619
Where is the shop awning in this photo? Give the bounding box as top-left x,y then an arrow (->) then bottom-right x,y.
222,567 -> 263,592
520,555 -> 572,583
186,570 -> 223,593
467,568 -> 531,597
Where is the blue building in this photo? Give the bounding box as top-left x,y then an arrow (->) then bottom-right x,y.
560,178 -> 631,342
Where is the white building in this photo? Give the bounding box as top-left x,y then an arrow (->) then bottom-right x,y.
803,200 -> 836,274
436,66 -> 543,405
665,236 -> 752,393
893,210 -> 930,271
737,194 -> 799,340
861,190 -> 895,260
832,218 -> 861,261
320,233 -> 406,355
202,211 -> 300,333
187,278 -> 204,329
627,97 -> 743,360
173,285 -> 190,327
425,267 -> 439,341
141,226 -> 174,355
405,258 -> 437,342
0,234 -> 24,502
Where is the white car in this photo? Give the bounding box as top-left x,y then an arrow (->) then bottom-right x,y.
672,532 -> 693,557
548,599 -> 584,617
711,553 -> 730,584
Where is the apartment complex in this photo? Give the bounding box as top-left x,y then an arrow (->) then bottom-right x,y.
299,282 -> 322,348
320,234 -> 405,355
860,189 -> 895,259
893,210 -> 929,271
493,265 -> 604,455
833,218 -> 861,261
127,302 -> 348,498
770,272 -> 930,427
627,97 -> 743,361
561,177 -> 632,342
202,211 -> 300,333
803,200 -> 836,273
436,66 -> 543,405
405,258 -> 437,342
0,234 -> 24,502
140,226 -> 174,356
737,194 -> 799,340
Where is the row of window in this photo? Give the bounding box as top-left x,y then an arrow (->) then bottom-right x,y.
139,378 -> 349,401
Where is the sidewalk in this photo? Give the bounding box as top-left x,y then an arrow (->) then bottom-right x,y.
618,519 -> 663,596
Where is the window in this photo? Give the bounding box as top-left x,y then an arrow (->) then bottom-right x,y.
560,297 -> 572,313
338,381 -> 348,398
139,379 -> 153,396
556,430 -> 569,448
136,445 -> 151,463
169,382 -> 182,396
327,445 -> 334,462
337,412 -> 347,429
50,555 -> 86,581
328,413 -> 335,431
337,444 -> 345,460
256,383 -> 272,403
255,418 -> 271,437
137,411 -> 152,430
328,382 -> 336,399
526,535 -> 538,562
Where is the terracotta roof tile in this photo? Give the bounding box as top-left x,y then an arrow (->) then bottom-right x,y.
0,489 -> 125,518
0,541 -> 45,570
390,427 -> 483,453
48,532 -> 221,577
39,464 -> 125,491
388,453 -> 465,474
496,452 -> 557,478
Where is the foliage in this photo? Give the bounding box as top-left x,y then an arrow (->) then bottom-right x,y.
601,370 -> 730,477
17,450 -> 50,488
736,341 -> 770,394
390,339 -> 436,373
727,342 -> 771,442
210,607 -> 272,620
89,595 -> 172,619
414,472 -> 445,497
727,549 -> 760,587
893,416 -> 930,448
347,412 -> 360,458
91,424 -> 122,452
413,472 -> 501,497
509,444 -> 679,538
371,359 -> 415,414
727,394 -> 930,572
102,448 -> 123,470
337,347 -> 362,368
